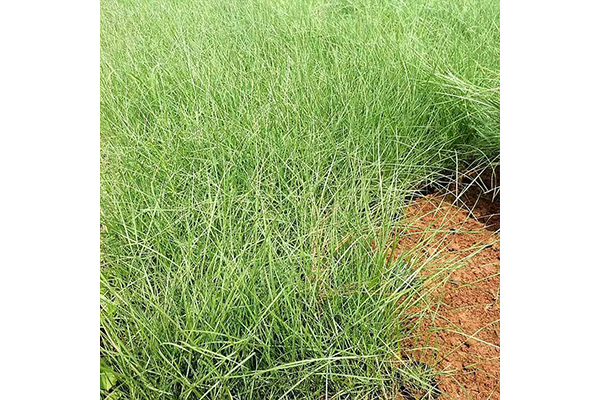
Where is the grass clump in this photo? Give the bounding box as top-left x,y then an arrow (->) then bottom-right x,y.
100,0 -> 499,398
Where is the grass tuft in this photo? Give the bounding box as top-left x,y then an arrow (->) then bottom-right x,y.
101,0 -> 499,398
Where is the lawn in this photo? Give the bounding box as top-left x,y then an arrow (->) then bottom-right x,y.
100,0 -> 499,398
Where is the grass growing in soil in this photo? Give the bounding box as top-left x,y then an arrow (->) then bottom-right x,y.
100,0 -> 499,398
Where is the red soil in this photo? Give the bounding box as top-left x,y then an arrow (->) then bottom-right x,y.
394,179 -> 499,399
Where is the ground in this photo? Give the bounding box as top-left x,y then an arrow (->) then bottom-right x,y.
393,171 -> 500,399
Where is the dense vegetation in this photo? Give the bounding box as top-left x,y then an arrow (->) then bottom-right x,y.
100,0 -> 499,398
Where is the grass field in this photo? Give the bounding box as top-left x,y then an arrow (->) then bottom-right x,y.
100,0 -> 499,398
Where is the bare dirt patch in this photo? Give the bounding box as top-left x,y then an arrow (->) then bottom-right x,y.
394,176 -> 499,399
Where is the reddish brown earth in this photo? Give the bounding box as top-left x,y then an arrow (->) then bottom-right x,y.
393,175 -> 499,399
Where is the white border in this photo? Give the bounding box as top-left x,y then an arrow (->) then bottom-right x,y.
0,1 -> 99,398
502,0 -> 600,398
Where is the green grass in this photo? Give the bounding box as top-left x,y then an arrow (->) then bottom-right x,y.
100,0 -> 499,398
